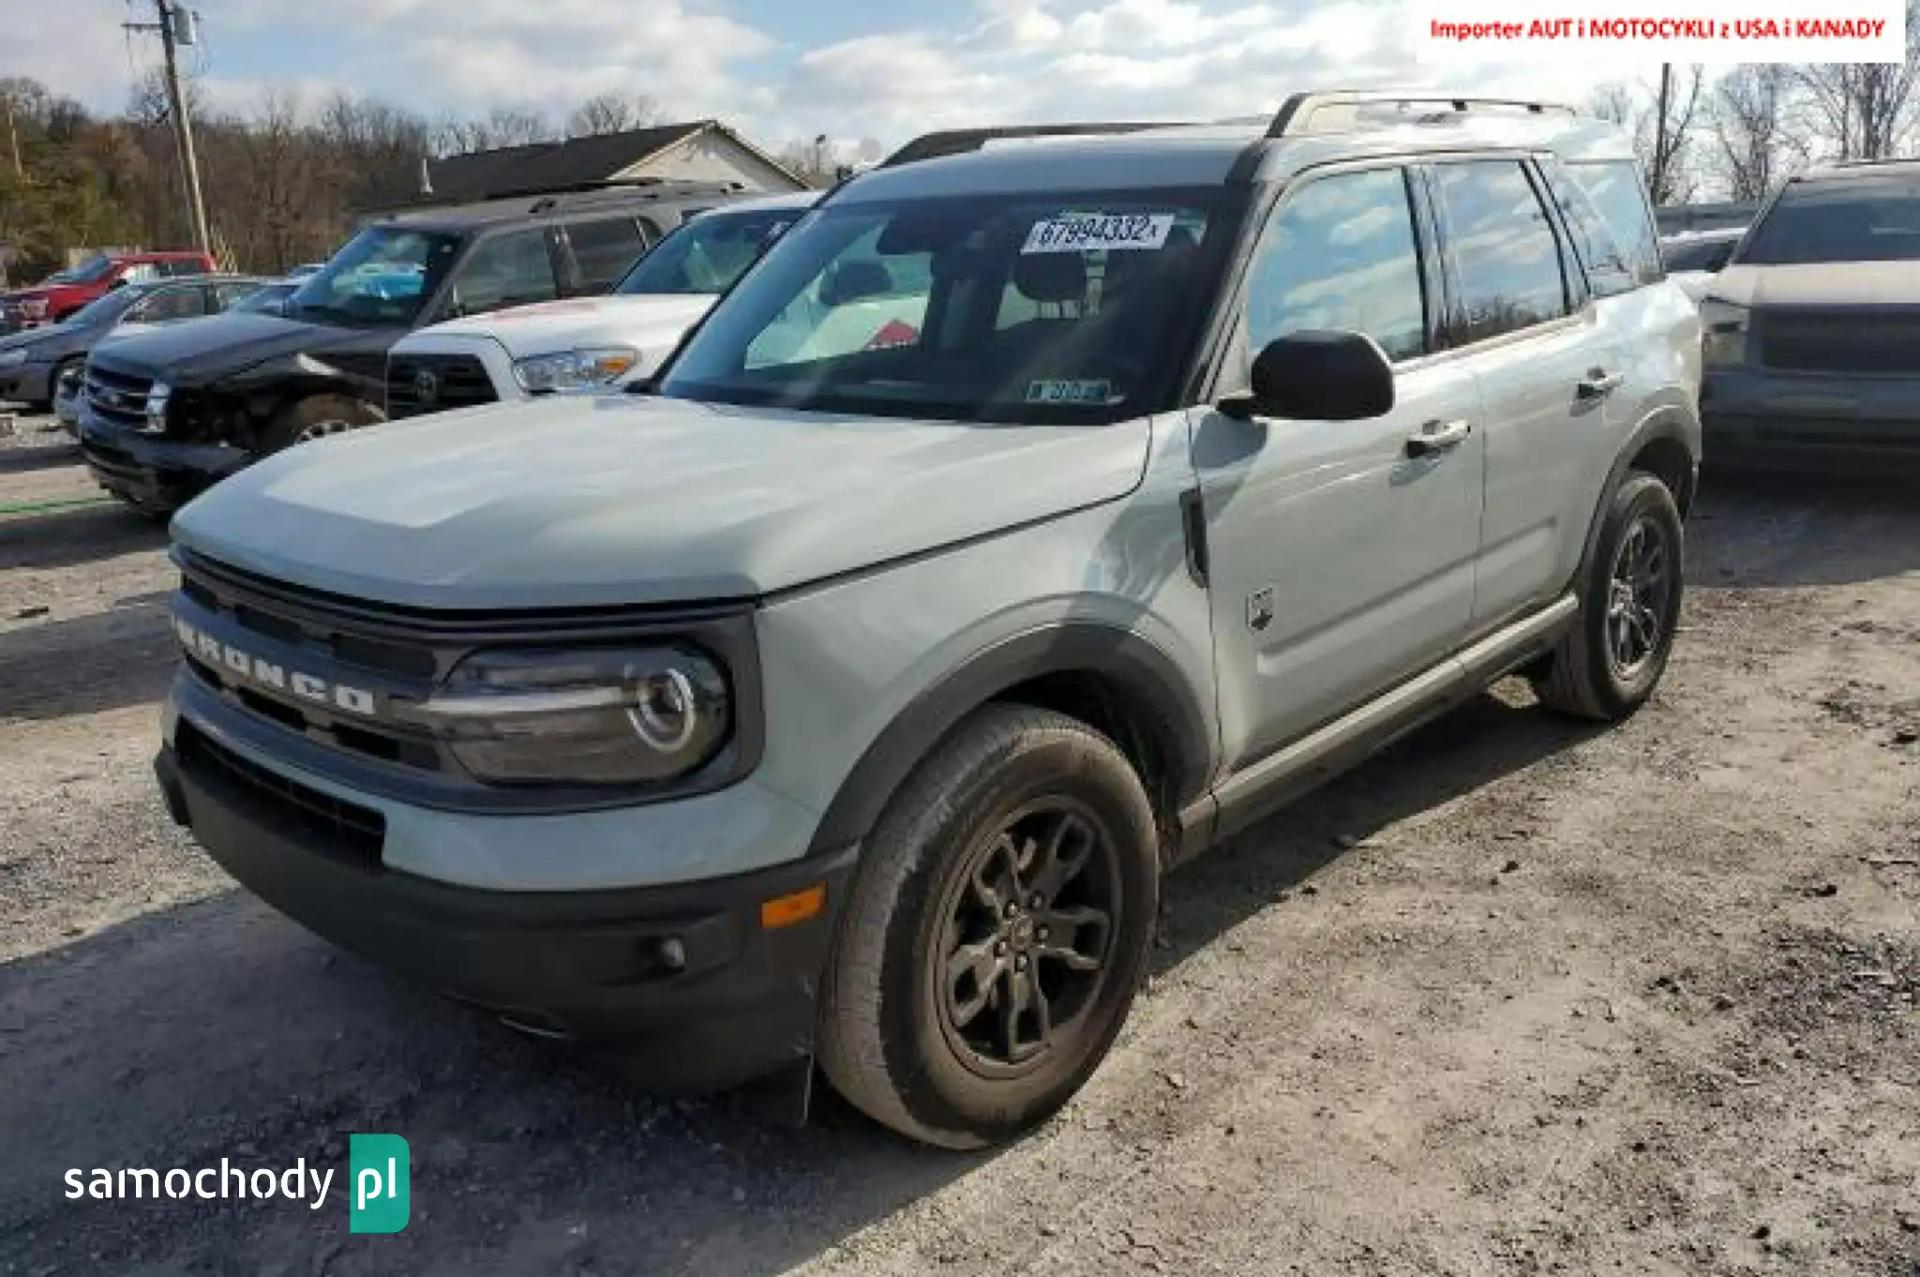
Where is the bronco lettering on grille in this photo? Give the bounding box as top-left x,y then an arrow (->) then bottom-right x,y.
173,616 -> 378,716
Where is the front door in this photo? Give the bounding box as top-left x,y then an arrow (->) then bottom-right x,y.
1195,163 -> 1486,772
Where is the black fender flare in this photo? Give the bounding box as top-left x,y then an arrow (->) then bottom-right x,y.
807,622 -> 1215,854
1573,405 -> 1700,589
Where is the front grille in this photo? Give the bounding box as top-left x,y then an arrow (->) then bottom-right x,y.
385,353 -> 497,420
176,557 -> 447,774
176,719 -> 385,865
1758,308 -> 1920,374
85,363 -> 155,430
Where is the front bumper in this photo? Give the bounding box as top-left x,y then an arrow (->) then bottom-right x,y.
156,721 -> 857,1090
0,359 -> 54,404
1702,367 -> 1920,473
78,410 -> 251,510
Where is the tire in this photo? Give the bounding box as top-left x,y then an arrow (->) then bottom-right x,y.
817,704 -> 1160,1148
262,394 -> 381,454
1533,471 -> 1684,721
34,355 -> 82,414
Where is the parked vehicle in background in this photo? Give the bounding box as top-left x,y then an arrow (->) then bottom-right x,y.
228,279 -> 302,318
0,250 -> 218,333
387,192 -> 815,418
155,94 -> 1699,1148
77,180 -> 753,512
1661,227 -> 1745,302
1700,160 -> 1920,472
0,275 -> 268,410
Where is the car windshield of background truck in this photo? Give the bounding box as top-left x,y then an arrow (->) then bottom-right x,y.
658,189 -> 1231,424
1740,178 -> 1920,265
288,226 -> 461,327
617,207 -> 806,296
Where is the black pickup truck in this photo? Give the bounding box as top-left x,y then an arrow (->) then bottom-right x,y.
78,179 -> 749,513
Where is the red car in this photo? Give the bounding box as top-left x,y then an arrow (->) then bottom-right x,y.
0,250 -> 218,333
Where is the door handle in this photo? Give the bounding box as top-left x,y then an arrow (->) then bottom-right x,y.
1576,369 -> 1625,400
1406,418 -> 1472,457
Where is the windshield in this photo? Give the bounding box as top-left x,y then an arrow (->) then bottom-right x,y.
657,189 -> 1235,424
44,255 -> 114,285
62,286 -> 147,328
233,282 -> 297,313
617,207 -> 805,296
1741,181 -> 1920,264
289,226 -> 461,326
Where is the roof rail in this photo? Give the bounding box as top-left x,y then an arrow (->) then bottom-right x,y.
881,122 -> 1178,168
1269,91 -> 1575,138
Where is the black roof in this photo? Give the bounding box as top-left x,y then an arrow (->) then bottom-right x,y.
425,123 -> 712,203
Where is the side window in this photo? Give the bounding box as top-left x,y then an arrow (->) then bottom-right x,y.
119,263 -> 161,286
1244,166 -> 1428,363
1433,161 -> 1569,344
1567,160 -> 1663,285
447,228 -> 559,316
127,287 -> 208,323
564,216 -> 650,293
161,259 -> 202,278
1542,159 -> 1638,298
213,282 -> 258,309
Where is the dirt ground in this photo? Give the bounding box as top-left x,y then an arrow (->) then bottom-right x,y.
0,407 -> 1915,1276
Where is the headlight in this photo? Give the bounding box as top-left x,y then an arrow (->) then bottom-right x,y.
141,381 -> 173,434
408,645 -> 731,785
0,347 -> 27,369
1699,299 -> 1750,367
511,347 -> 640,395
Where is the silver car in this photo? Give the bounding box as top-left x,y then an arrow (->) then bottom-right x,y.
154,93 -> 1700,1147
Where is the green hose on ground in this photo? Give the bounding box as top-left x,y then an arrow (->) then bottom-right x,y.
0,493 -> 118,519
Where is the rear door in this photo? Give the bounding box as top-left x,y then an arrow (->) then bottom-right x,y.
559,215 -> 655,294
1425,157 -> 1623,630
1195,161 -> 1485,769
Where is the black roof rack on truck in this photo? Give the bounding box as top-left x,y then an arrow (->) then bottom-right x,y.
881,122 -> 1178,167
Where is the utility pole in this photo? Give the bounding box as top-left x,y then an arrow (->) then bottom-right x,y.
126,2 -> 211,254
3,90 -> 22,180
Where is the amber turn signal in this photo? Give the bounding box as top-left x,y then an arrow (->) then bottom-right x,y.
759,883 -> 827,929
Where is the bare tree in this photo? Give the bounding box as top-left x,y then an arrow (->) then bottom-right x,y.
1589,69 -> 1704,204
1792,4 -> 1920,159
1712,66 -> 1797,202
565,92 -> 660,137
436,107 -> 557,156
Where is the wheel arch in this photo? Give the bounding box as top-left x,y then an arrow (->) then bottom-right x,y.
1575,402 -> 1700,587
807,623 -> 1214,861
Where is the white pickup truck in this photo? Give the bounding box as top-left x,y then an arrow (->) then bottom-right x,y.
384,191 -> 817,418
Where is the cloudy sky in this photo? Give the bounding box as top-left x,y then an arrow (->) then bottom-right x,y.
6,0 -> 1662,150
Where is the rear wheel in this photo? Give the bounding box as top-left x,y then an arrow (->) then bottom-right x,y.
262,394 -> 381,453
1533,471 -> 1684,720
818,705 -> 1159,1148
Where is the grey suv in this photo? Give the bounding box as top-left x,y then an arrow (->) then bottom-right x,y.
152,93 -> 1701,1147
1701,159 -> 1920,471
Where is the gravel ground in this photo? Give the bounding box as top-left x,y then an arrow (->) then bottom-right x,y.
0,407 -> 1915,1275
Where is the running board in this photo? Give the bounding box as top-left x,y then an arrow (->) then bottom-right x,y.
1179,594 -> 1578,857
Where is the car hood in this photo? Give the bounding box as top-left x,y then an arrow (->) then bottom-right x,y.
1,286 -> 58,305
87,310 -> 378,385
0,323 -> 76,355
1708,261 -> 1920,309
171,394 -> 1152,608
412,294 -> 716,358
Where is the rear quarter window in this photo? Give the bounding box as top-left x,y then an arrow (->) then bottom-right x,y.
1566,160 -> 1663,286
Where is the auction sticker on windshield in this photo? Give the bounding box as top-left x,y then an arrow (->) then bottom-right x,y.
1023,213 -> 1175,254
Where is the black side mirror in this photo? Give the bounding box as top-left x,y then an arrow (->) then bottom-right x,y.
1220,330 -> 1395,421
107,277 -> 129,292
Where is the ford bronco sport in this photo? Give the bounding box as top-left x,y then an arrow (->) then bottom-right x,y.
153,93 -> 1700,1148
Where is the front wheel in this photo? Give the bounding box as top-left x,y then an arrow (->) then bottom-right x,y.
817,705 -> 1160,1148
262,394 -> 381,453
1533,471 -> 1684,720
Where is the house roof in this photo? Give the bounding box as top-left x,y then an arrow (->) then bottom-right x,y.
424,120 -> 801,201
